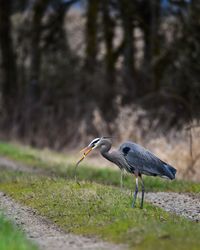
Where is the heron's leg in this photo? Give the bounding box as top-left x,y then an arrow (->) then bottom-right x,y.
120,169 -> 124,189
140,175 -> 145,209
132,175 -> 139,208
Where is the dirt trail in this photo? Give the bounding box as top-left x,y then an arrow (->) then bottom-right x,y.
145,192 -> 200,221
0,156 -> 199,250
0,192 -> 124,250
0,157 -> 49,174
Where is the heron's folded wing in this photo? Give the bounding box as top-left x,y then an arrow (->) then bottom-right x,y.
120,142 -> 176,178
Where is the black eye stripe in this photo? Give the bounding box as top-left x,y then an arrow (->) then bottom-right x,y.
92,139 -> 100,144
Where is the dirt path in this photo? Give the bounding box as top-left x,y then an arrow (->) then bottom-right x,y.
145,192 -> 200,221
0,157 -> 49,175
0,156 -> 199,250
0,192 -> 124,250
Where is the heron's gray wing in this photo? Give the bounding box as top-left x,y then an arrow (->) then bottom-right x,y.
119,142 -> 176,179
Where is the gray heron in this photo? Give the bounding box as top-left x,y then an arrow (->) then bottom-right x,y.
76,137 -> 177,208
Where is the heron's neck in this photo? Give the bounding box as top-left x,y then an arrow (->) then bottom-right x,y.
100,140 -> 115,163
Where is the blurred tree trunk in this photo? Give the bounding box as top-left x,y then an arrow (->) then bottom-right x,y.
80,0 -> 100,109
0,0 -> 18,115
101,0 -> 116,116
21,0 -> 50,143
140,0 -> 161,92
77,0 -> 101,136
28,0 -> 49,104
150,0 -> 161,92
102,0 -> 115,84
184,0 -> 200,116
85,0 -> 100,71
118,0 -> 136,102
141,0 -> 151,74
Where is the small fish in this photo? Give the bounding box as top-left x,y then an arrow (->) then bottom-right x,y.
74,147 -> 93,182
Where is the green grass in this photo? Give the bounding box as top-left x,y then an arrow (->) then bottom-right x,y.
0,140 -> 200,193
0,172 -> 199,250
0,141 -> 48,168
0,213 -> 37,250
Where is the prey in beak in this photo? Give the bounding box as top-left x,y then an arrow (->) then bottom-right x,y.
74,138 -> 101,182
74,145 -> 94,182
76,146 -> 94,166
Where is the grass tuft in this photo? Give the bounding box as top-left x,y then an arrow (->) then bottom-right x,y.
0,213 -> 37,250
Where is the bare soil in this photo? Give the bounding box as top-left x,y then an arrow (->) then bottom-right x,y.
145,192 -> 200,221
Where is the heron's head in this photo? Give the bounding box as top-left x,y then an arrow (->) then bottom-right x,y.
79,137 -> 101,158
76,137 -> 110,165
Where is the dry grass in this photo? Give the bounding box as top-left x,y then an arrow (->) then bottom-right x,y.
27,121 -> 200,181
84,106 -> 200,182
146,133 -> 200,181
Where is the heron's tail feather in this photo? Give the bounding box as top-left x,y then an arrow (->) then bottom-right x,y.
164,164 -> 177,180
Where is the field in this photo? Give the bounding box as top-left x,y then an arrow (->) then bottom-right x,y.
0,141 -> 200,250
0,141 -> 199,193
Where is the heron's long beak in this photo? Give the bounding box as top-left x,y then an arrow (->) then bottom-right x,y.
76,146 -> 93,166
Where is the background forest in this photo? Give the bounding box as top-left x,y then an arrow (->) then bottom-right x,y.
0,0 -> 200,179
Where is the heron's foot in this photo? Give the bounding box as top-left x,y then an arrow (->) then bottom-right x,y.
131,200 -> 136,208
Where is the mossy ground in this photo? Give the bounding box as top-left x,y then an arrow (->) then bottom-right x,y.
0,213 -> 37,250
0,170 -> 199,250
